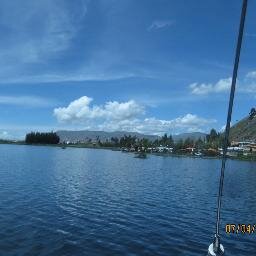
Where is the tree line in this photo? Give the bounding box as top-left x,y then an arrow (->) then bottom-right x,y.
24,128 -> 225,150
99,128 -> 224,152
25,132 -> 60,144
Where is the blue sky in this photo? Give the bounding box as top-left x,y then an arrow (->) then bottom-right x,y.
0,0 -> 256,139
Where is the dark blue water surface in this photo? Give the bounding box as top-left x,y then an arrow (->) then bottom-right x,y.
0,145 -> 255,256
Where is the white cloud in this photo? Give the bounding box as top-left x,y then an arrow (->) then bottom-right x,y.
246,71 -> 256,79
127,114 -> 215,135
0,72 -> 135,84
85,114 -> 216,135
239,70 -> 256,93
190,78 -> 232,95
0,131 -> 9,139
148,20 -> 174,31
0,0 -> 141,84
0,95 -> 57,107
53,96 -> 216,135
0,0 -> 87,65
53,96 -> 145,123
189,70 -> 256,96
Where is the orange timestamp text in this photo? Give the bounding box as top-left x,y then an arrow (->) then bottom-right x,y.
225,224 -> 256,234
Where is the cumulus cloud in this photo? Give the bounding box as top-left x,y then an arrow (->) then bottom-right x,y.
148,20 -> 175,31
89,114 -> 216,135
115,114 -> 216,135
53,96 -> 145,123
53,96 -> 216,134
189,78 -> 232,95
189,69 -> 256,96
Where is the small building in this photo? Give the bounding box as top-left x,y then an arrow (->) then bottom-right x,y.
230,141 -> 256,154
185,147 -> 195,154
156,146 -> 173,153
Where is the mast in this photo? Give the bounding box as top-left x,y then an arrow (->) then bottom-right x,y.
208,0 -> 248,255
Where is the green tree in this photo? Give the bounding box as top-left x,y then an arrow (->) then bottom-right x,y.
111,137 -> 119,146
174,139 -> 184,152
141,138 -> 150,148
160,133 -> 168,146
168,135 -> 174,147
183,137 -> 194,148
195,138 -> 204,149
25,132 -> 60,144
206,129 -> 218,143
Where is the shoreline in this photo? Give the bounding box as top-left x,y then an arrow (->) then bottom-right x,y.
1,141 -> 256,162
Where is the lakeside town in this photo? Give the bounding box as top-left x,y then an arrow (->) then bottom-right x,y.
59,108 -> 256,160
1,108 -> 256,161
120,140 -> 256,159
0,127 -> 252,161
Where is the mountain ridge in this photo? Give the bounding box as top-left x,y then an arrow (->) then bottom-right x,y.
56,130 -> 206,143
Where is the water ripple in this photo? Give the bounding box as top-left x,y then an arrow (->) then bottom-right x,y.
0,145 -> 255,255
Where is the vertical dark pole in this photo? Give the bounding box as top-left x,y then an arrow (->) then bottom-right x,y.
213,0 -> 248,253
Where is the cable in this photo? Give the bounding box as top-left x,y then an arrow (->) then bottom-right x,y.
208,0 -> 248,255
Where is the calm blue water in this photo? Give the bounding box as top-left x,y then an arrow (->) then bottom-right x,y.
0,145 -> 255,256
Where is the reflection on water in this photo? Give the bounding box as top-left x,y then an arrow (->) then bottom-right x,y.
0,144 -> 255,256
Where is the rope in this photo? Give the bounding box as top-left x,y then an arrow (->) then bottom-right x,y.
213,0 -> 248,252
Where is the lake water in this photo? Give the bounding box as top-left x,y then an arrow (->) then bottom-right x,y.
0,144 -> 255,256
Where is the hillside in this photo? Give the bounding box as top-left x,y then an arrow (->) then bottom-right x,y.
172,132 -> 206,142
229,115 -> 256,142
56,130 -> 207,144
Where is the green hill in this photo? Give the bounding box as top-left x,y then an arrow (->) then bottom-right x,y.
229,115 -> 256,142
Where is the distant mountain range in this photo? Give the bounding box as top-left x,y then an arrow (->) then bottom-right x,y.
172,132 -> 206,142
56,130 -> 159,143
56,112 -> 256,144
56,130 -> 206,143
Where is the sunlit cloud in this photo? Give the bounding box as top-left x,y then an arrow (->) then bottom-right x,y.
53,96 -> 145,123
189,78 -> 232,95
189,70 -> 256,95
53,96 -> 216,135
